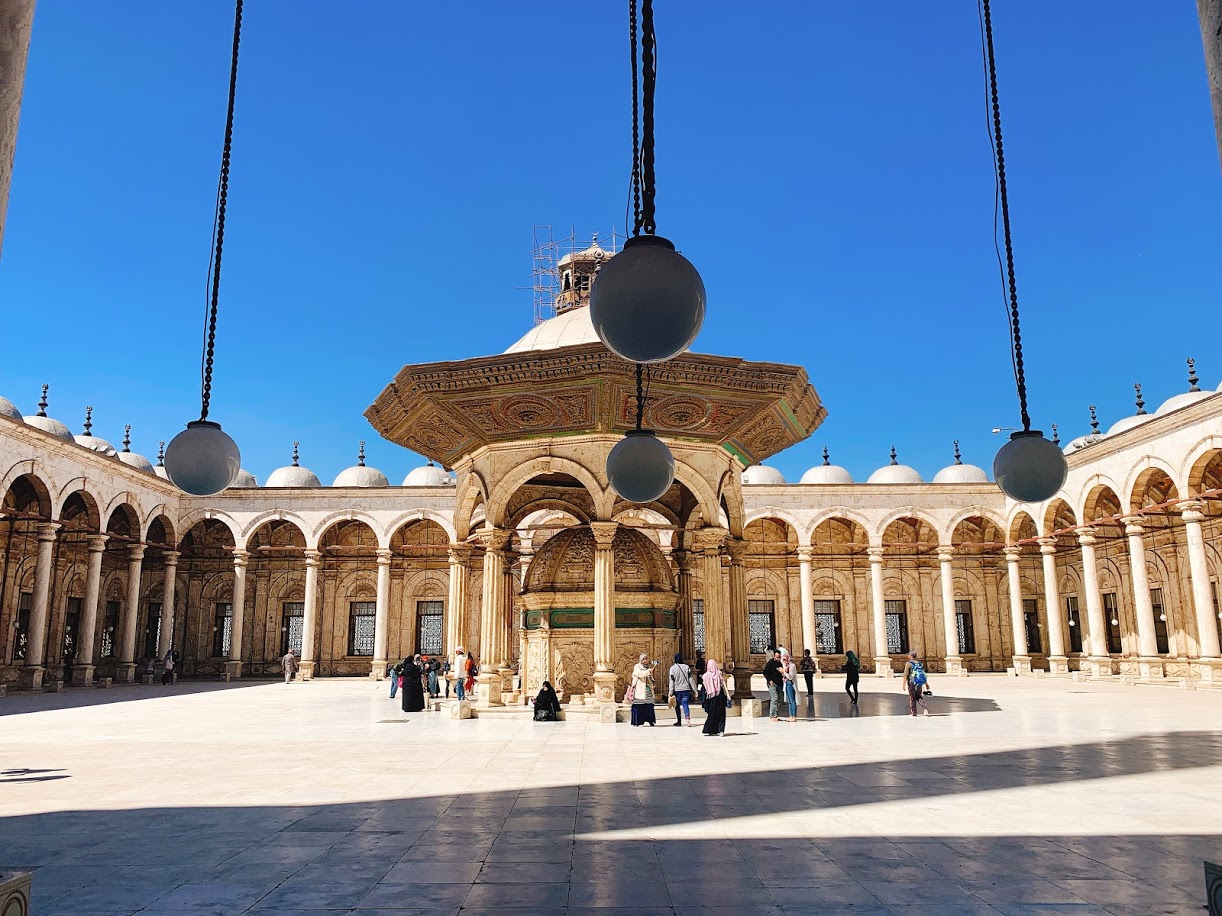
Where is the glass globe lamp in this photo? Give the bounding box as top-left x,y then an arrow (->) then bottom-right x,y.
164,420 -> 241,496
589,235 -> 705,364
606,430 -> 675,503
993,430 -> 1067,503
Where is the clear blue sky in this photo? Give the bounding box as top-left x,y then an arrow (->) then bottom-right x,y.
1,1 -> 1218,486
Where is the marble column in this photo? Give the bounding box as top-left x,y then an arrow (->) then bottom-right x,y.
726,538 -> 753,700
1078,528 -> 1111,676
475,528 -> 511,707
298,548 -> 321,680
590,521 -> 619,704
371,547 -> 392,679
937,547 -> 963,676
115,544 -> 145,684
797,546 -> 816,662
446,544 -> 471,688
1178,501 -> 1222,681
225,549 -> 249,679
73,534 -> 108,685
867,546 -> 891,676
1004,546 -> 1031,674
21,522 -> 60,688
697,527 -> 729,669
673,548 -> 695,662
1122,516 -> 1162,677
498,551 -> 517,693
158,551 -> 179,660
1038,537 -> 1068,674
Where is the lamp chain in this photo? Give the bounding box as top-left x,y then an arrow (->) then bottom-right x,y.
980,0 -> 1030,432
627,0 -> 657,237
200,0 -> 243,422
635,362 -> 645,430
628,0 -> 641,236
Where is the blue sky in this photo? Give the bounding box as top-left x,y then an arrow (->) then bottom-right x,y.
1,1 -> 1218,486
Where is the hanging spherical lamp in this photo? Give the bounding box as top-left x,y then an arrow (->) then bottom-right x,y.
994,430 -> 1067,504
607,429 -> 675,503
164,420 -> 241,496
590,235 -> 705,364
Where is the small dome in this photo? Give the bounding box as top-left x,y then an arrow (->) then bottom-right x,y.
403,463 -> 454,487
334,465 -> 389,488
742,465 -> 786,485
505,307 -> 601,353
26,414 -> 74,442
265,443 -> 321,488
933,463 -> 988,484
75,434 -> 118,458
117,451 -> 156,474
800,464 -> 854,484
1107,413 -> 1152,436
228,469 -> 258,488
0,396 -> 22,423
867,448 -> 923,484
1156,360 -> 1211,416
1063,434 -> 1105,455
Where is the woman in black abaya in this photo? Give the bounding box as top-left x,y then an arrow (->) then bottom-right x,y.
532,681 -> 562,721
401,654 -> 426,713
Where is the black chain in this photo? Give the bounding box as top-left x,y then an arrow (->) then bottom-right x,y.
635,362 -> 645,430
628,0 -> 641,237
200,0 -> 243,421
640,0 -> 657,235
981,0 -> 1030,432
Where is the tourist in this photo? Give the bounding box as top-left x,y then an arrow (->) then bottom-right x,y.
465,654 -> 478,695
763,649 -> 784,720
781,649 -> 798,722
168,647 -> 181,684
282,649 -> 298,684
388,660 -> 401,699
442,657 -> 451,697
160,654 -> 173,686
844,650 -> 860,704
799,649 -> 816,696
424,655 -> 439,698
532,680 -> 562,721
401,654 -> 426,714
902,650 -> 930,717
62,646 -> 75,686
668,652 -> 695,727
701,659 -> 727,736
452,647 -> 468,699
629,654 -> 657,727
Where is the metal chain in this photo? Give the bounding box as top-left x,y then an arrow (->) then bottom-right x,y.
980,0 -> 1030,432
635,362 -> 645,430
628,0 -> 642,237
200,0 -> 243,421
640,0 -> 657,235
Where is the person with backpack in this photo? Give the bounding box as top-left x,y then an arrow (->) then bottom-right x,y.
667,652 -> 697,727
902,650 -> 930,717
388,659 -> 402,699
844,650 -> 861,705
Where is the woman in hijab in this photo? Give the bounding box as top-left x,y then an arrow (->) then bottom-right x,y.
701,659 -> 727,736
781,649 -> 798,722
844,650 -> 861,705
401,654 -> 426,714
629,653 -> 657,727
533,680 -> 562,721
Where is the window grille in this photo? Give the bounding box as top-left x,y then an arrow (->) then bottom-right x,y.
748,599 -> 775,654
814,599 -> 842,654
213,602 -> 233,657
884,599 -> 908,654
348,601 -> 376,657
1023,598 -> 1041,654
282,602 -> 304,656
954,599 -> 975,654
144,602 -> 162,660
101,600 -> 120,658
693,599 -> 705,652
13,592 -> 32,661
417,600 -> 444,656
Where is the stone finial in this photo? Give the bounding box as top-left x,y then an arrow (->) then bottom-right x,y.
157,441 -> 165,466
821,447 -> 830,467
37,384 -> 48,417
1187,357 -> 1200,392
357,441 -> 366,467
1089,405 -> 1099,435
1134,383 -> 1146,416
122,424 -> 132,452
953,440 -> 962,465
1051,424 -> 1060,446
889,447 -> 898,466
82,405 -> 93,436
291,442 -> 301,467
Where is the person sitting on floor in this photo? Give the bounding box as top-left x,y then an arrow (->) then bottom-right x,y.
533,680 -> 562,721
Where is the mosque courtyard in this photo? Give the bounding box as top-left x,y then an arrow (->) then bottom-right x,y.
2,676 -> 1219,916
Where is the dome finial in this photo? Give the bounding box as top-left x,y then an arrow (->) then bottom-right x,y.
427,458 -> 435,467
82,405 -> 93,437
953,439 -> 962,465
358,441 -> 366,467
37,384 -> 48,417
157,440 -> 165,466
889,446 -> 898,466
291,441 -> 300,467
122,424 -> 132,452
821,446 -> 830,466
1133,382 -> 1146,416
1051,423 -> 1060,446
1187,357 -> 1200,392
1089,404 -> 1099,435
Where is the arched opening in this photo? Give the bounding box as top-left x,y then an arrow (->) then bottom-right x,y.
176,519 -> 237,675
950,515 -> 1006,671
1083,484 -> 1128,658
809,517 -> 868,668
389,519 -> 455,666
742,517 -> 797,662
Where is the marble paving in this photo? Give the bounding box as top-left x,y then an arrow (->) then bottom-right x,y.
2,674 -> 1220,915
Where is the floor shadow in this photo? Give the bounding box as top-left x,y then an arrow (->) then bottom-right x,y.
0,678 -> 279,718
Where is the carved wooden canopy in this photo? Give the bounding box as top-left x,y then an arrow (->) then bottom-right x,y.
366,342 -> 826,468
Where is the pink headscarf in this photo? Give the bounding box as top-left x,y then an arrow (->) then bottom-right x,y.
702,659 -> 723,696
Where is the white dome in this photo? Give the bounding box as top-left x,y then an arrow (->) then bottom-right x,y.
1107,413 -> 1152,436
75,434 -> 118,458
1155,390 -> 1212,416
800,464 -> 854,484
26,414 -> 74,442
742,465 -> 786,485
933,463 -> 989,484
0,396 -> 21,422
117,451 -> 156,474
334,465 -> 389,488
868,464 -> 924,484
265,465 -> 321,488
1063,433 -> 1105,455
505,308 -> 602,353
403,463 -> 454,487
227,469 -> 258,488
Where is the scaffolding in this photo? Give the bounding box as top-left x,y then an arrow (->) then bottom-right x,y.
526,225 -> 622,325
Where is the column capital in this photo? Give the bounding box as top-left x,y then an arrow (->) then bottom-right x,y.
231,549 -> 249,567
376,547 -> 394,565
589,521 -> 619,549
304,548 -> 322,565
36,521 -> 61,541
1121,515 -> 1145,535
1077,526 -> 1097,546
1003,545 -> 1022,561
162,550 -> 181,566
1176,499 -> 1206,522
86,533 -> 109,552
796,546 -> 813,563
475,527 -> 513,552
1037,536 -> 1057,554
127,543 -> 146,562
866,546 -> 885,562
694,526 -> 728,553
671,547 -> 695,572
448,543 -> 473,565
936,545 -> 955,564
724,538 -> 748,564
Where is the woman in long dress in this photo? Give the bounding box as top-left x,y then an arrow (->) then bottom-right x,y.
781,649 -> 798,722
401,654 -> 426,713
629,654 -> 657,726
701,658 -> 727,736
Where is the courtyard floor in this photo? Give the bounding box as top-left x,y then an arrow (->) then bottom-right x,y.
2,673 -> 1220,916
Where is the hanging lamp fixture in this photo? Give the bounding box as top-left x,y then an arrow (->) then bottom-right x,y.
978,0 -> 1067,504
606,363 -> 675,503
590,0 -> 705,365
163,0 -> 245,496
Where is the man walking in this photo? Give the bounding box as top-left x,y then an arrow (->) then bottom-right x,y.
902,650 -> 930,717
282,649 -> 299,685
763,649 -> 784,721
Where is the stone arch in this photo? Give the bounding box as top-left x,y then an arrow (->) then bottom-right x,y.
452,470 -> 489,542
241,512 -> 311,549
1126,460 -> 1182,513
946,505 -> 1007,538
105,502 -> 141,541
1184,440 -> 1222,496
59,488 -> 101,534
510,499 -> 592,530
145,514 -> 176,547
313,510 -> 388,548
879,515 -> 940,552
743,506 -> 803,536
1082,483 -> 1124,524
385,509 -> 456,544
485,456 -> 606,529
175,510 -> 241,548
1008,510 -> 1040,545
1042,498 -> 1078,537
808,508 -> 874,542
0,460 -> 55,516
810,516 -> 870,558
875,508 -> 943,545
715,468 -> 744,537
